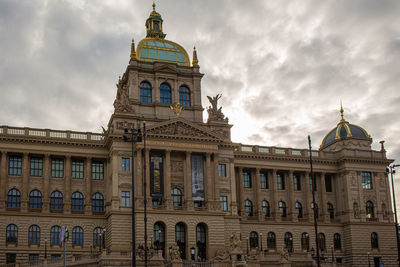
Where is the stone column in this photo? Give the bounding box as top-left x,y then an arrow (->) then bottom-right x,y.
374,172 -> 382,221
0,151 -> 7,210
64,156 -> 72,213
238,167 -> 245,216
85,157 -> 92,212
21,153 -> 29,211
136,149 -> 143,197
205,153 -> 212,209
212,153 -> 219,201
271,169 -> 278,221
164,150 -> 172,209
288,170 -> 296,222
43,154 -> 50,212
145,149 -> 151,200
320,172 -> 329,222
255,168 -> 262,220
185,151 -> 193,210
304,172 -> 313,222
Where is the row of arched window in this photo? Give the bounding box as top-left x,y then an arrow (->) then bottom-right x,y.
151,221 -> 207,261
6,224 -> 105,247
247,231 -> 379,250
7,188 -> 104,212
140,81 -> 191,107
244,200 -> 335,219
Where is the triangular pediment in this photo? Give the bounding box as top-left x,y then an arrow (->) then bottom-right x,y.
153,63 -> 177,73
146,118 -> 223,142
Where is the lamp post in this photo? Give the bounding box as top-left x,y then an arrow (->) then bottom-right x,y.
246,237 -> 249,255
191,247 -> 196,261
388,164 -> 400,267
44,238 -> 47,259
123,123 -> 143,267
308,136 -> 320,267
158,229 -> 162,251
259,232 -> 263,252
330,244 -> 334,263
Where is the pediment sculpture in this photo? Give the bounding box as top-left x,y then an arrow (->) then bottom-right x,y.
147,121 -> 219,140
207,94 -> 229,123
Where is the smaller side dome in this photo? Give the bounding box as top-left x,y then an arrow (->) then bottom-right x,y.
320,106 -> 371,148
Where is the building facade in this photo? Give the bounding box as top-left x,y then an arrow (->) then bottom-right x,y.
0,5 -> 397,267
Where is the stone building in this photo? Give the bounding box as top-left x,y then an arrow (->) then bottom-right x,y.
0,4 -> 397,267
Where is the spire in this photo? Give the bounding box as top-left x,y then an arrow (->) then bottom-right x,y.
145,2 -> 166,39
130,39 -> 136,59
340,101 -> 345,122
152,1 -> 156,11
192,46 -> 199,66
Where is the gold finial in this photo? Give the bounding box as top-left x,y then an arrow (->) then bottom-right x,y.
152,1 -> 156,11
340,101 -> 345,122
118,75 -> 121,83
192,46 -> 199,66
170,102 -> 183,116
130,39 -> 136,58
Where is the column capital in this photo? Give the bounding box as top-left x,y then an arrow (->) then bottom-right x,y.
23,152 -> 29,157
0,150 -> 6,156
185,151 -> 191,156
288,169 -> 294,175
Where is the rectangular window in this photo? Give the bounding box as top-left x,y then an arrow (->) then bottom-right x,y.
362,172 -> 372,189
220,196 -> 228,211
8,156 -> 22,176
277,173 -> 285,190
293,174 -> 301,191
122,157 -> 130,172
30,157 -> 43,177
121,191 -> 130,207
325,175 -> 333,192
29,254 -> 39,262
92,161 -> 104,180
243,170 -> 251,188
260,172 -> 268,189
51,158 -> 64,178
309,174 -> 317,191
218,164 -> 226,177
72,159 -> 84,179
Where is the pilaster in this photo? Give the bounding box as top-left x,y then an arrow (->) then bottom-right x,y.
85,157 -> 92,212
271,169 -> 278,221
255,168 -> 262,220
164,149 -> 172,209
238,167 -> 245,216
43,154 -> 50,212
0,151 -> 7,210
185,151 -> 193,210
64,156 -> 71,213
136,148 -> 143,197
21,153 -> 29,212
320,172 -> 329,222
304,172 -> 313,222
288,170 -> 296,222
205,153 -> 212,210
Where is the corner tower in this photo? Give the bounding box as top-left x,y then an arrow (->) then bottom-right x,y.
111,3 -> 204,130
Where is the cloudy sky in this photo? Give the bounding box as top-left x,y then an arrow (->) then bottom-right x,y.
1,0 -> 400,205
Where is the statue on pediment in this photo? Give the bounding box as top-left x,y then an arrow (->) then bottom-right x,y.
114,78 -> 134,113
207,94 -> 228,123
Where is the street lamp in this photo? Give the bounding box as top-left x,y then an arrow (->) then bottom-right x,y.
158,229 -> 162,251
368,252 -> 371,267
44,238 -> 47,259
246,237 -> 249,255
191,247 -> 196,261
259,232 -> 263,252
387,164 -> 400,267
330,244 -> 334,263
123,123 -> 143,267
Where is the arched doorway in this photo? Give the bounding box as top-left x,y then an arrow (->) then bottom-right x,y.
196,223 -> 207,261
153,222 -> 165,257
175,222 -> 187,259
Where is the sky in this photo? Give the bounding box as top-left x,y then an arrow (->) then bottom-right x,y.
1,0 -> 400,209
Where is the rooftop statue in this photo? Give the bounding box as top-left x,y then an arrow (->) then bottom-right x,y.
207,94 -> 228,123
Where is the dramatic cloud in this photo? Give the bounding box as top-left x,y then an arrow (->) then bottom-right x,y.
1,0 -> 400,209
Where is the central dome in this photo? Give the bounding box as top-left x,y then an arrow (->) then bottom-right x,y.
135,3 -> 190,67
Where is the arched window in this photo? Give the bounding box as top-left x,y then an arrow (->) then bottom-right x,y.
50,191 -> 63,210
92,193 -> 104,212
154,222 -> 166,257
295,201 -> 303,218
371,232 -> 379,249
72,226 -> 83,246
50,226 -> 61,245
267,232 -> 276,249
284,232 -> 293,251
72,191 -> 84,212
333,233 -> 341,250
301,232 -> 310,251
179,86 -> 190,107
279,201 -> 287,217
244,200 -> 253,216
93,227 -> 104,247
327,203 -> 334,219
29,190 -> 42,209
249,231 -> 258,249
171,188 -> 182,207
175,222 -> 187,260
6,224 -> 18,243
160,83 -> 172,104
366,201 -> 374,219
196,223 -> 207,261
262,200 -> 270,217
318,233 -> 326,252
28,225 -> 40,245
140,81 -> 152,103
312,202 -> 319,219
7,188 -> 20,208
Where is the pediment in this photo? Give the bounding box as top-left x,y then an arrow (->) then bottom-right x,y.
153,63 -> 177,73
146,118 -> 223,142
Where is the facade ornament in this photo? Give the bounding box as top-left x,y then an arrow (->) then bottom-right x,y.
170,242 -> 181,261
170,102 -> 183,117
229,233 -> 242,254
206,94 -> 228,123
113,78 -> 134,113
192,46 -> 199,66
279,246 -> 290,262
213,249 -> 229,262
353,202 -> 360,218
130,39 -> 136,59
